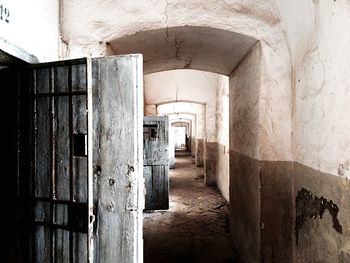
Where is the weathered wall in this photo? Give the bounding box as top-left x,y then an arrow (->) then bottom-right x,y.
275,1 -> 350,261
0,0 -> 59,62
260,160 -> 294,263
229,43 -> 262,263
168,126 -> 175,168
294,164 -> 350,263
204,141 -> 217,186
285,0 -> 350,178
144,105 -> 156,116
275,0 -> 350,178
228,41 -> 294,263
227,1 -> 350,260
215,75 -> 229,201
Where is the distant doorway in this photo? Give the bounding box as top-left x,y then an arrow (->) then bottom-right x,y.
174,126 -> 186,150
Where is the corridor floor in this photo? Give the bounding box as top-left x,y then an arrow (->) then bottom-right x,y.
143,154 -> 238,263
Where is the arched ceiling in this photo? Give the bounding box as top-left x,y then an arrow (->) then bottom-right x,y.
168,113 -> 196,124
157,101 -> 204,116
108,26 -> 257,75
171,121 -> 191,127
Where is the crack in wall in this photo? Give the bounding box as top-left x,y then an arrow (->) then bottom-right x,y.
164,0 -> 169,42
174,36 -> 192,69
59,0 -> 69,58
312,0 -> 327,96
174,36 -> 182,60
295,188 -> 342,245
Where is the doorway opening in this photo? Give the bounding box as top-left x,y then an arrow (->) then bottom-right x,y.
173,125 -> 187,151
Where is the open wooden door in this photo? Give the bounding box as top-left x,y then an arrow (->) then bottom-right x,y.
15,55 -> 143,263
91,56 -> 144,263
143,116 -> 169,210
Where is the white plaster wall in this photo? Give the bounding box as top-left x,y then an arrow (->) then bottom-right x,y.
144,104 -> 157,116
216,76 -> 229,146
230,43 -> 261,159
0,0 -> 59,61
61,0 -> 284,58
216,75 -> 230,201
144,70 -> 217,104
169,125 -> 176,168
276,0 -> 350,177
144,70 -> 218,142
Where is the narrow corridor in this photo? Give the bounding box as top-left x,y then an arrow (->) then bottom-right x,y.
144,154 -> 237,263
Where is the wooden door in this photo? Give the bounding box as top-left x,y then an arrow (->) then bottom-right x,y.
24,59 -> 93,263
143,116 -> 169,210
91,55 -> 143,263
16,55 -> 143,263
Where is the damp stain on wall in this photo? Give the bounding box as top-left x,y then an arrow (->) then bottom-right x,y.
295,188 -> 342,244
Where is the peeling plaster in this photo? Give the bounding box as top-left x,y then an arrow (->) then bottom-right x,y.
295,188 -> 342,244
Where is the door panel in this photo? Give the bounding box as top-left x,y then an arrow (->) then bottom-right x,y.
15,55 -> 143,263
29,59 -> 90,263
143,116 -> 169,210
91,55 -> 143,263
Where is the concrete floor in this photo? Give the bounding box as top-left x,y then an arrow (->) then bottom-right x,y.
143,153 -> 238,263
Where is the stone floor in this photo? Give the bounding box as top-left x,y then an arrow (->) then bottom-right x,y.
143,153 -> 238,263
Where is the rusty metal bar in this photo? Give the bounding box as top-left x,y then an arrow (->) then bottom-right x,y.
68,64 -> 74,263
34,197 -> 78,205
49,67 -> 55,263
34,222 -> 70,232
32,91 -> 87,98
86,59 -> 94,263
